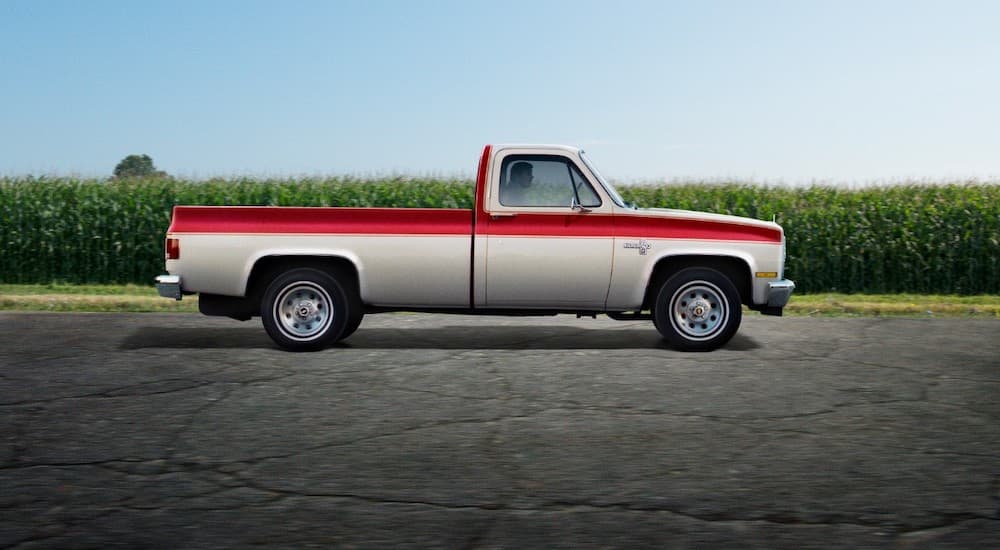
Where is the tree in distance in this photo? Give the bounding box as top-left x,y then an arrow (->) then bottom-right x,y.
112,154 -> 168,179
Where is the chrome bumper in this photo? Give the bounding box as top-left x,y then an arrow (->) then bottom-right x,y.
155,275 -> 182,301
766,279 -> 795,307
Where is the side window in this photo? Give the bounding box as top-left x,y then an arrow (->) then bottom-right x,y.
499,155 -> 602,208
570,165 -> 601,208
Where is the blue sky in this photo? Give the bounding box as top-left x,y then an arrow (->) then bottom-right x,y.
2,0 -> 999,183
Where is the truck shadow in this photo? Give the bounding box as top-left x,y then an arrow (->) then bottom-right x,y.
121,325 -> 759,351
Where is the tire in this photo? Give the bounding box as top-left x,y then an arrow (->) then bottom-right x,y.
653,267 -> 742,352
261,268 -> 352,351
340,309 -> 364,341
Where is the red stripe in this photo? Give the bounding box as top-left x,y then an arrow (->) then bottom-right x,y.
168,206 -> 780,243
474,145 -> 492,231
486,212 -> 614,238
615,214 -> 781,242
168,206 -> 472,235
487,213 -> 781,242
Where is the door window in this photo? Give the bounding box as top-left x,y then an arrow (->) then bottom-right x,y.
498,155 -> 602,208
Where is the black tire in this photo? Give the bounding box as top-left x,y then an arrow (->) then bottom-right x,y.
340,309 -> 364,341
653,267 -> 742,352
261,268 -> 352,351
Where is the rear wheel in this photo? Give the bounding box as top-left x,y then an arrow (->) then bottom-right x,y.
261,268 -> 352,351
653,267 -> 742,351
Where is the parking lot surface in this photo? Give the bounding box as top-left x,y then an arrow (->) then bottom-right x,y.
1,312 -> 998,548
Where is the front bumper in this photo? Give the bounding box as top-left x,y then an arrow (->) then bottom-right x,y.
155,274 -> 182,300
766,279 -> 795,307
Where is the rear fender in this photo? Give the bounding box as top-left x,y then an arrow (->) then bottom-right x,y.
241,249 -> 365,298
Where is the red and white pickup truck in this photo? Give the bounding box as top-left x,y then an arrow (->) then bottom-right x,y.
156,144 -> 794,351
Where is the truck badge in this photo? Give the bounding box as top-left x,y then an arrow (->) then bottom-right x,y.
624,240 -> 651,255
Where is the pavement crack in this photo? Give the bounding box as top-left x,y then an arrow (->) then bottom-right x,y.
517,401 -> 833,424
165,384 -> 242,461
0,379 -> 217,407
933,374 -> 1000,384
520,501 -> 1000,532
4,533 -> 67,550
202,415 -> 520,467
226,483 -> 508,511
374,384 -> 501,403
893,515 -> 1000,540
234,373 -> 300,387
0,459 -> 147,472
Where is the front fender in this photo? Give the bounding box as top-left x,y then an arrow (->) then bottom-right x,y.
607,244 -> 760,311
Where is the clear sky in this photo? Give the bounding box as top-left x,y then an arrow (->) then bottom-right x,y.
2,0 -> 999,183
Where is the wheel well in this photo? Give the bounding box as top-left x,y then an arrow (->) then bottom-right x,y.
246,256 -> 361,304
641,255 -> 751,309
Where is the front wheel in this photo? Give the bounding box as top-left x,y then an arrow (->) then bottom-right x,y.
653,267 -> 742,352
340,309 -> 364,341
261,268 -> 351,351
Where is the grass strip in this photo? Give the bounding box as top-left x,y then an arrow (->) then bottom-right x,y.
786,293 -> 1000,317
1,285 -> 998,317
0,294 -> 196,313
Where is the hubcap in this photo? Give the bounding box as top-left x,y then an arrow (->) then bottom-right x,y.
274,282 -> 333,341
669,281 -> 728,341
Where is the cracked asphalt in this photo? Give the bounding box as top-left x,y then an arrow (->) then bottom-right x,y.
1,312 -> 998,549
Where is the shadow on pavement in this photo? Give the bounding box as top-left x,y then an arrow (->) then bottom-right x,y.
121,325 -> 759,351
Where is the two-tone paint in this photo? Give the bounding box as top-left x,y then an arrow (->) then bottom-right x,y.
162,144 -> 789,314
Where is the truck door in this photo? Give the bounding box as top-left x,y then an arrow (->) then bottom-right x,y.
480,152 -> 615,309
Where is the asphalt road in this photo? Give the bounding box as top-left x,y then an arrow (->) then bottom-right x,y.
1,312 -> 998,549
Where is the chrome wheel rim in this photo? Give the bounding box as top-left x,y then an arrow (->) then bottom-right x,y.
669,281 -> 728,341
274,282 -> 333,341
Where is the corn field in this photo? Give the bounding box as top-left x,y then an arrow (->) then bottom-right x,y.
1,176 -> 997,294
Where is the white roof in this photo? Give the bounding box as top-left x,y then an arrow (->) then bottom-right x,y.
491,144 -> 583,155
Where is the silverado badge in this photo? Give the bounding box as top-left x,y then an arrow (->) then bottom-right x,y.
624,239 -> 652,255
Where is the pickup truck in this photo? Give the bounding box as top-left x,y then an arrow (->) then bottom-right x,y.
155,144 -> 794,352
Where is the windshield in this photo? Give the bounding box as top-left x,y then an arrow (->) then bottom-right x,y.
580,151 -> 627,208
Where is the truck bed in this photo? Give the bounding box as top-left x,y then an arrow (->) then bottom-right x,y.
167,206 -> 475,306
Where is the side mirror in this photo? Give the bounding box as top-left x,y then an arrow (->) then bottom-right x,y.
571,196 -> 591,213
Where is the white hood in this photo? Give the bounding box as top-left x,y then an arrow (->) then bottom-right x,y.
637,207 -> 783,233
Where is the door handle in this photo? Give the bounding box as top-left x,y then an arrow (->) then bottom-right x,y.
490,212 -> 517,220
